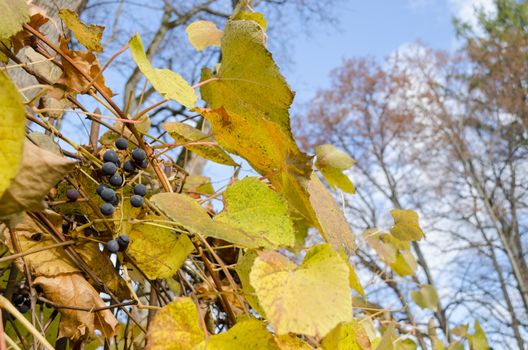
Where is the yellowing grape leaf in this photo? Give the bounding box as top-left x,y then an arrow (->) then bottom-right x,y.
0,141 -> 75,218
196,319 -> 278,350
273,335 -> 312,350
146,297 -> 205,350
162,122 -> 236,166
395,339 -> 417,350
34,273 -> 119,340
235,250 -> 265,316
250,244 -> 352,337
129,34 -> 197,109
233,11 -> 267,30
389,210 -> 424,241
185,20 -> 223,51
375,324 -> 395,350
321,320 -> 372,350
338,248 -> 365,298
315,144 -> 355,193
216,177 -> 295,248
363,229 -> 407,264
200,20 -> 293,132
390,250 -> 417,277
4,213 -> 79,276
183,175 -> 214,195
410,284 -> 439,311
0,0 -> 29,40
58,9 -> 104,52
128,217 -> 194,279
0,70 -> 26,199
151,192 -> 279,248
468,321 -> 489,350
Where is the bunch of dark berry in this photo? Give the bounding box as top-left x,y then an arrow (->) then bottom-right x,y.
97,137 -> 149,216
12,293 -> 31,313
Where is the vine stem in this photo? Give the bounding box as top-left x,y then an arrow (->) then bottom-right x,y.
0,241 -> 75,264
0,296 -> 54,350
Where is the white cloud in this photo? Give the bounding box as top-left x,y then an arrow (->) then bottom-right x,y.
447,0 -> 496,27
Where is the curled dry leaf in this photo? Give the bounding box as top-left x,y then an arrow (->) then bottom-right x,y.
58,9 -> 104,53
0,141 -> 75,219
34,273 -> 119,340
57,38 -> 113,96
11,10 -> 49,54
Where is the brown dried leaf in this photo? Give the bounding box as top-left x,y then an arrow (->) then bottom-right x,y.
57,38 -> 113,96
34,273 -> 119,340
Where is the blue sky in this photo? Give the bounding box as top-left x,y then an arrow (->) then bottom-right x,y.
283,0 -> 494,108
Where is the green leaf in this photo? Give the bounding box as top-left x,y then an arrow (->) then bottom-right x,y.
146,298 -> 205,350
0,142 -> 75,218
315,144 -> 355,193
0,70 -> 26,199
129,34 -> 197,108
150,192 -> 277,248
216,177 -> 295,247
468,321 -> 490,350
58,9 -> 104,52
250,243 -> 352,337
0,0 -> 29,40
162,122 -> 236,166
195,319 -> 278,350
321,320 -> 372,350
185,20 -> 223,51
410,284 -> 439,311
128,216 -> 194,279
389,209 -> 424,241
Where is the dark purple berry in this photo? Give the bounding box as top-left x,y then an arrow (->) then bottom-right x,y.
117,234 -> 130,251
103,150 -> 119,164
130,195 -> 143,208
106,239 -> 119,254
18,304 -> 30,313
123,160 -> 136,173
102,162 -> 117,175
137,158 -> 149,169
100,203 -> 115,216
115,138 -> 128,150
12,294 -> 24,305
133,184 -> 147,197
109,174 -> 123,187
100,188 -> 115,202
111,194 -> 120,206
66,189 -> 79,201
96,184 -> 107,195
131,148 -> 146,163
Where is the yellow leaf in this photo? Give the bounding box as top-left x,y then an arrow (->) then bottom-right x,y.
146,297 -> 205,350
0,0 -> 29,40
235,250 -> 265,316
128,217 -> 194,279
216,177 -> 295,248
129,34 -> 197,108
151,192 -> 282,248
321,320 -> 372,350
375,324 -> 395,350
58,9 -> 104,52
274,335 -> 312,350
395,338 -> 417,350
390,250 -> 417,277
389,209 -> 424,241
250,244 -> 352,337
185,20 -> 223,51
233,11 -> 267,30
338,248 -> 365,298
197,319 -> 278,350
468,321 -> 490,350
0,142 -> 75,218
183,175 -> 215,195
34,273 -> 119,340
163,122 -> 236,166
410,284 -> 439,311
0,70 -> 26,199
315,144 -> 355,193
4,213 -> 79,277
